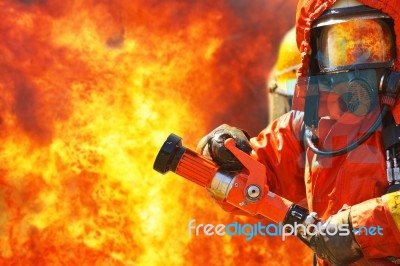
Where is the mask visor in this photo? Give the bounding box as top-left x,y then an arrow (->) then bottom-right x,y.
318,19 -> 394,71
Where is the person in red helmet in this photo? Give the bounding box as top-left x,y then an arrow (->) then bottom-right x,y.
197,0 -> 400,265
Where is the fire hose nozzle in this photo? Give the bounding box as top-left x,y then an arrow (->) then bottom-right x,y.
153,133 -> 183,174
153,133 -> 310,224
153,133 -> 219,188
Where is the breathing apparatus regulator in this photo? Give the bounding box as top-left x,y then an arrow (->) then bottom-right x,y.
302,5 -> 400,192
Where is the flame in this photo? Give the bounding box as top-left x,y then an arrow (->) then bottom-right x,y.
0,0 -> 311,265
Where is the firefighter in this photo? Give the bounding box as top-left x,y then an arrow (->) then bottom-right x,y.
268,26 -> 301,121
197,0 -> 400,265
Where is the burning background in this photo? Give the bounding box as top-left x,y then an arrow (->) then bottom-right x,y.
0,0 -> 312,265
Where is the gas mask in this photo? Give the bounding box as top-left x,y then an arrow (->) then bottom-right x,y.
303,5 -> 400,156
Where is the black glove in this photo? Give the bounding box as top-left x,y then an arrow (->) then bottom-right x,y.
196,124 -> 252,171
305,209 -> 363,266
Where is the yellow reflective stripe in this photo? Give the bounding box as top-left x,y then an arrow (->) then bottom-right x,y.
386,191 -> 400,231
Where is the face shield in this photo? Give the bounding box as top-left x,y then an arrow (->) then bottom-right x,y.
305,7 -> 396,121
302,6 -> 399,157
318,19 -> 394,72
312,7 -> 395,73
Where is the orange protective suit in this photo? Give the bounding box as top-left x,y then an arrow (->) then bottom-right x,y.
249,0 -> 400,265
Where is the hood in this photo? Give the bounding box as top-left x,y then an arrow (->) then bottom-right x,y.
292,0 -> 400,123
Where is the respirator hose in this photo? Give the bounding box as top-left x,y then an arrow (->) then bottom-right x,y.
305,105 -> 389,157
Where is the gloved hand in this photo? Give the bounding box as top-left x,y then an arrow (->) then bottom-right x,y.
196,124 -> 252,171
303,209 -> 363,266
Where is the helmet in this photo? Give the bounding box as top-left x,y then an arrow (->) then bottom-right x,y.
294,0 -> 400,156
267,27 -> 301,121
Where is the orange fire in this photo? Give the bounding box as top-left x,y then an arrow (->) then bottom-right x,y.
0,0 -> 311,265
